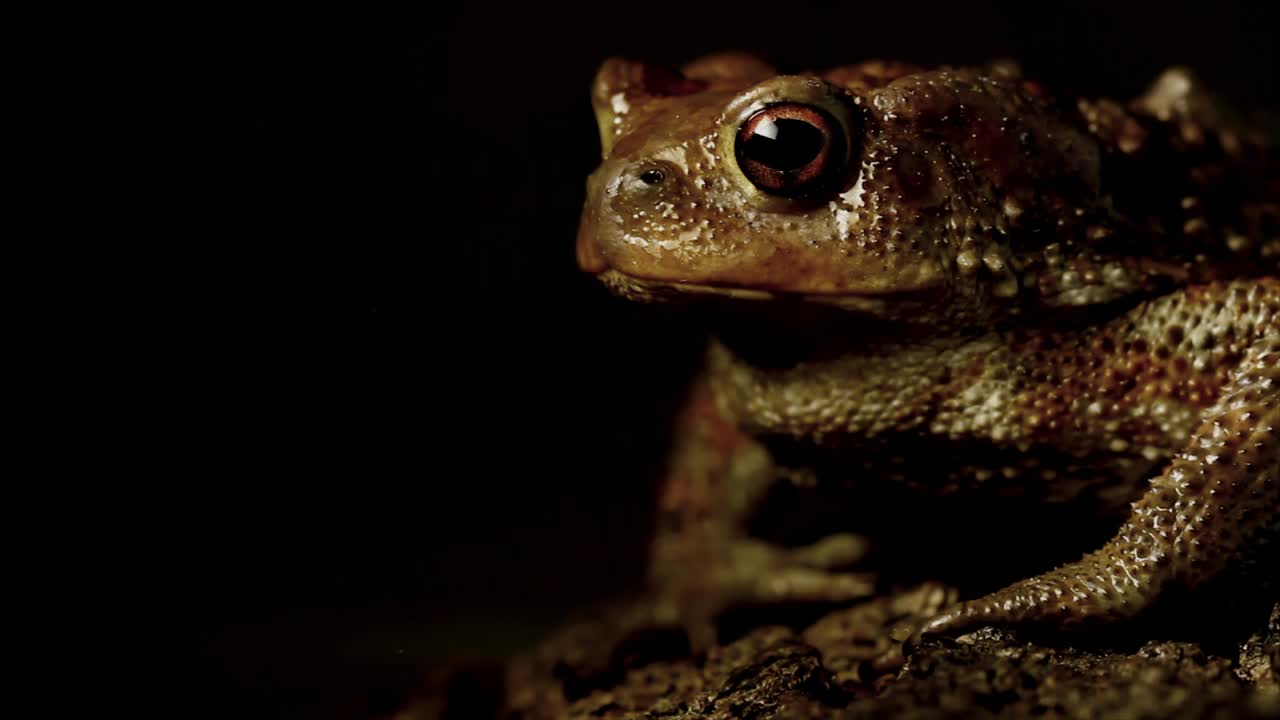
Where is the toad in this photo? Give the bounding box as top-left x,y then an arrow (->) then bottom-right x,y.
576,54 -> 1277,649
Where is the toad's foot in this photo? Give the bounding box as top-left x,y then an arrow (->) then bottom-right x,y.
917,544 -> 1167,639
655,527 -> 875,617
923,329 -> 1279,639
544,533 -> 875,692
726,533 -> 877,605
653,532 -> 877,651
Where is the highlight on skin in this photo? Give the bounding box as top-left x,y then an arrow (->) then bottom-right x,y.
577,53 -> 1279,649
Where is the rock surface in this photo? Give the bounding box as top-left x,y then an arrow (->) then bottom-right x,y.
403,592 -> 1278,720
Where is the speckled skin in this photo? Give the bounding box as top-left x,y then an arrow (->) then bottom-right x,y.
577,55 -> 1278,644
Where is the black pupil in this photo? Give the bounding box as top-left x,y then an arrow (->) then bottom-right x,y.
640,169 -> 664,185
741,117 -> 826,170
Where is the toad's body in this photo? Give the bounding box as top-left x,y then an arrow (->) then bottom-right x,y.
577,56 -> 1278,640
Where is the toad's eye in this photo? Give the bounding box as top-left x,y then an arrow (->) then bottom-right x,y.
734,103 -> 847,198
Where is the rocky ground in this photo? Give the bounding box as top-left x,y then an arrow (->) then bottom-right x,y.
399,588 -> 1277,719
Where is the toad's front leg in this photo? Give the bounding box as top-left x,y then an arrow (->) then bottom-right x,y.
649,379 -> 875,650
924,288 -> 1279,637
544,378 -> 875,688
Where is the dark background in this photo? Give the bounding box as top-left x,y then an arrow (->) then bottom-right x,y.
160,0 -> 1280,715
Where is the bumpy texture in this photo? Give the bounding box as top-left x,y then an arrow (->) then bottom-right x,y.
922,280 -> 1279,633
575,54 -> 1278,646
401,595 -> 1279,719
397,53 -> 1280,720
1238,603 -> 1280,691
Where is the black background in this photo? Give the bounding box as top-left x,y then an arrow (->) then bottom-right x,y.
122,0 -> 1280,715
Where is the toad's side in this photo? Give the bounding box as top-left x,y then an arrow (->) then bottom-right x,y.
572,54 -> 1278,670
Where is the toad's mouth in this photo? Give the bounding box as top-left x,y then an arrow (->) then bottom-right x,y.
595,269 -> 947,369
595,269 -> 945,314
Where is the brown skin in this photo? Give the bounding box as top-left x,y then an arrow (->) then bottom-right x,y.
578,54 -> 1279,652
